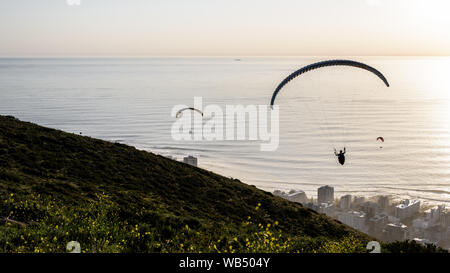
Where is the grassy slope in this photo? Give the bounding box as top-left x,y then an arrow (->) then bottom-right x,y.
0,115 -> 442,253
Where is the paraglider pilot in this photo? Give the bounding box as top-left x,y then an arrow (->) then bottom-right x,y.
334,148 -> 346,165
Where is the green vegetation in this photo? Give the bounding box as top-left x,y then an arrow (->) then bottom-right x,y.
0,193 -> 365,253
0,115 -> 444,253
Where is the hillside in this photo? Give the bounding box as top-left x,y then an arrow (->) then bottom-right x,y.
0,115 -> 443,253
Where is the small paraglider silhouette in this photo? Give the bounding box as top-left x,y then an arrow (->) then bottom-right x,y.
377,137 -> 384,148
334,148 -> 346,165
175,107 -> 204,135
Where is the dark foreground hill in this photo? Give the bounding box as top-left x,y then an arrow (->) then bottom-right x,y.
0,115 -> 444,253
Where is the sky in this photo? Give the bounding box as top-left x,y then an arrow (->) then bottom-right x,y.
0,0 -> 449,57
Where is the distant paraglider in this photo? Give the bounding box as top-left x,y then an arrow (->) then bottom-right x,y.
175,107 -> 204,135
334,148 -> 346,166
377,137 -> 385,148
270,59 -> 390,108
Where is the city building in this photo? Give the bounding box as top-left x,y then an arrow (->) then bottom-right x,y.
183,155 -> 198,167
377,196 -> 390,213
352,196 -> 365,209
319,202 -> 335,217
337,211 -> 367,232
424,225 -> 444,243
165,155 -> 177,161
273,190 -> 283,197
425,205 -> 448,227
286,190 -> 307,204
318,185 -> 334,204
443,211 -> 450,228
395,200 -> 420,220
388,215 -> 401,224
369,213 -> 388,236
362,201 -> 379,218
385,223 -> 408,242
412,218 -> 429,238
275,187 -> 447,249
273,189 -> 308,204
305,202 -> 319,212
340,195 -> 352,211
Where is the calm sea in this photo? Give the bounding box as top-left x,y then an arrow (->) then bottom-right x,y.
1,57 -> 449,206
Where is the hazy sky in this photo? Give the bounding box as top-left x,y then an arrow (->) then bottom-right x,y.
0,0 -> 449,56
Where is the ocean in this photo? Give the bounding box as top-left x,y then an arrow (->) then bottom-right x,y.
1,57 -> 449,207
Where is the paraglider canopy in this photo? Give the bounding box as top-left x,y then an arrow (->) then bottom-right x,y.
176,107 -> 204,119
270,59 -> 390,109
377,137 -> 385,149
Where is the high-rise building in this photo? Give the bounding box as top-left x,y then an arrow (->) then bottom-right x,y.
412,218 -> 429,238
427,205 -> 447,226
395,200 -> 420,220
362,202 -> 379,218
443,211 -> 450,228
340,195 -> 352,210
369,213 -> 388,237
337,211 -> 366,231
385,223 -> 408,242
183,155 -> 198,167
352,196 -> 365,209
318,185 -> 334,204
377,196 -> 390,212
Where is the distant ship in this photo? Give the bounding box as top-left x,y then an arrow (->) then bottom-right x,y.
234,58 -> 242,61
